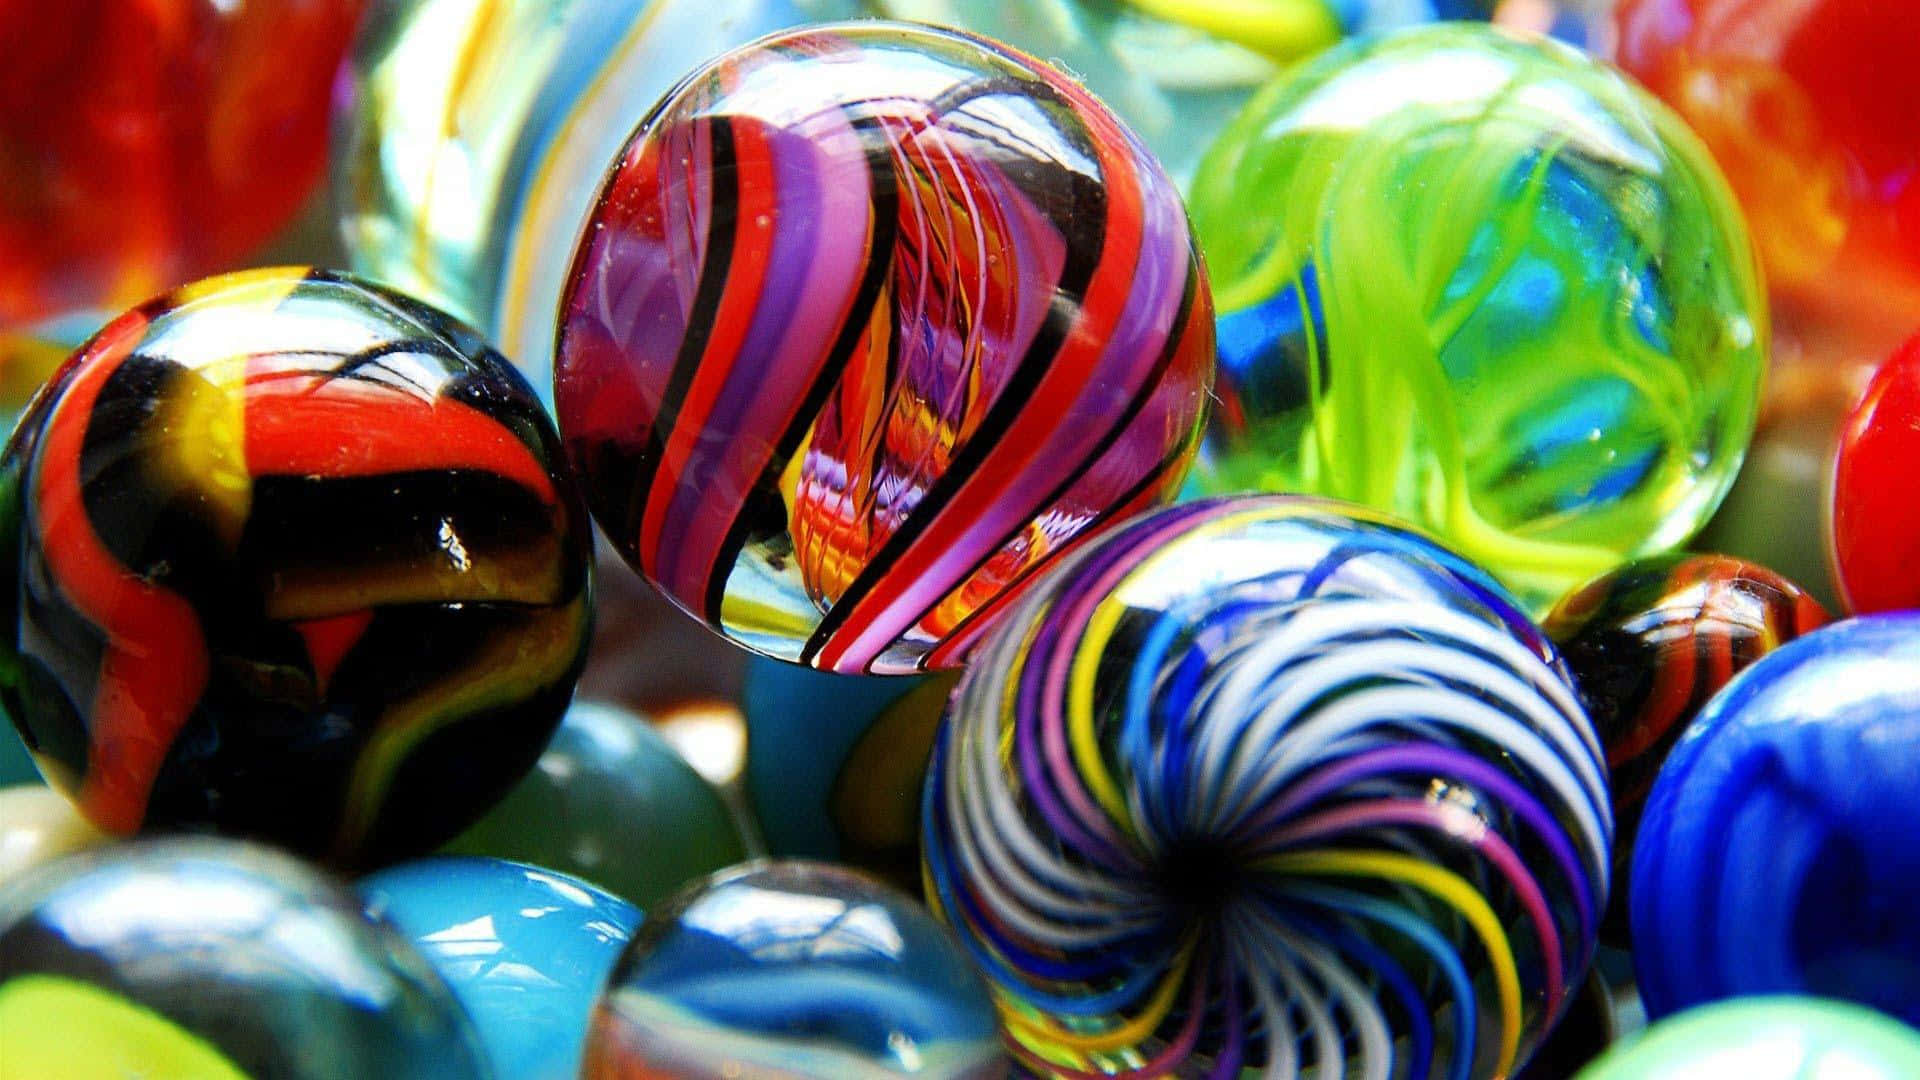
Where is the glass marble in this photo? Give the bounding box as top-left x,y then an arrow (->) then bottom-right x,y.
0,268 -> 592,868
1186,24 -> 1767,613
1611,0 -> 1920,356
743,657 -> 955,893
581,860 -> 1006,1078
557,21 -> 1216,675
443,701 -> 748,908
0,0 -> 366,333
0,837 -> 489,1080
1545,552 -> 1828,942
1575,996 -> 1920,1080
1830,333 -> 1920,615
923,494 -> 1612,1078
361,856 -> 644,1080
0,784 -> 107,886
334,0 -> 853,400
1631,613 -> 1920,1025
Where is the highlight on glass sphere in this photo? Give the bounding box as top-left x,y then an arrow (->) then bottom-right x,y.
0,837 -> 490,1079
360,855 -> 644,1080
0,267 -> 592,868
581,859 -> 1006,1078
1186,22 -> 1767,614
924,494 -> 1611,1078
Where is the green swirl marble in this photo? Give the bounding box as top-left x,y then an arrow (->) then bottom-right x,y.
1189,25 -> 1765,611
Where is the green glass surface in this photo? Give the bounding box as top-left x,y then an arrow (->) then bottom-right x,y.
1188,25 -> 1766,612
1577,997 -> 1920,1079
443,701 -> 747,908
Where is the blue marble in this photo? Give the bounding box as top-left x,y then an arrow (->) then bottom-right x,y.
361,856 -> 642,1080
1631,613 -> 1920,1024
582,861 -> 1004,1077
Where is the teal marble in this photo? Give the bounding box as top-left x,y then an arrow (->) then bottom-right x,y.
361,856 -> 643,1080
444,701 -> 746,908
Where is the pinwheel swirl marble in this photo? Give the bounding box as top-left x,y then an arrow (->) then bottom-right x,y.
923,495 -> 1612,1079
1186,24 -> 1767,612
1545,553 -> 1827,941
1631,613 -> 1920,1025
556,21 -> 1215,675
0,268 -> 593,867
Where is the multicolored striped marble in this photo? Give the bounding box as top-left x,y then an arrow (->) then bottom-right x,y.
1546,552 -> 1827,943
922,495 -> 1611,1079
556,22 -> 1215,675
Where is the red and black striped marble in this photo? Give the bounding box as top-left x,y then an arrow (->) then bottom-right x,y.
0,268 -> 592,868
1545,551 -> 1828,941
556,21 -> 1215,674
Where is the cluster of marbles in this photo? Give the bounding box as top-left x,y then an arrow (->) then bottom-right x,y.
1186,23 -> 1767,612
444,700 -> 748,908
1546,552 -> 1827,938
0,268 -> 592,867
1631,613 -> 1920,1025
0,0 -> 365,333
582,860 -> 1005,1078
556,21 -> 1215,673
924,495 -> 1611,1078
361,856 -> 643,1080
0,838 -> 489,1079
333,0 -> 1606,410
